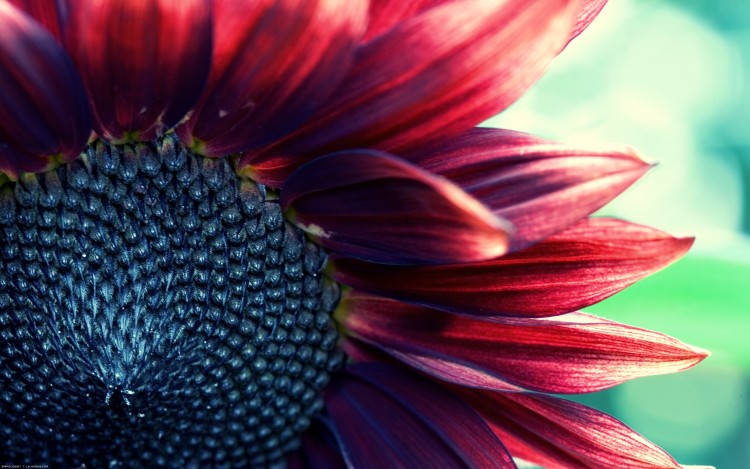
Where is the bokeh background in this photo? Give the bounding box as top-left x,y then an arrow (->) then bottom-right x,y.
486,0 -> 750,466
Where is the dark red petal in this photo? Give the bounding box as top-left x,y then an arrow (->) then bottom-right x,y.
341,292 -> 708,393
407,128 -> 650,251
6,0 -> 66,41
281,151 -> 510,265
287,419 -> 346,469
568,0 -> 608,45
178,0 -> 366,157
362,0 -> 450,42
241,0 -> 578,187
326,363 -> 515,468
0,2 -> 91,178
0,145 -> 48,179
64,0 -> 212,142
460,390 -> 681,469
331,218 -> 693,318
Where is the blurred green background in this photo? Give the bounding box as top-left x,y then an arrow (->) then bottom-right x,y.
487,0 -> 749,467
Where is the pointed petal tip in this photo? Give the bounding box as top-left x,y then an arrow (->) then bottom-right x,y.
408,129 -> 655,251
282,151 -> 511,265
331,219 -> 696,319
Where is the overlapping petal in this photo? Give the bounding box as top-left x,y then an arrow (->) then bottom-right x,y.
0,2 -> 91,178
331,218 -> 693,317
460,390 -> 681,469
242,0 -> 579,187
362,0 -> 451,42
407,128 -> 650,251
178,0 -> 367,157
340,292 -> 708,393
325,363 -> 515,468
6,0 -> 66,41
281,151 -> 510,265
63,0 -> 212,142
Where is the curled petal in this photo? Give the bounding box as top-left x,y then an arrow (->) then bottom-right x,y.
282,151 -> 510,265
331,218 -> 693,317
243,0 -> 578,187
341,292 -> 708,393
64,0 -> 212,142
460,390 -> 682,469
326,363 -> 514,468
178,0 -> 366,156
408,128 -> 650,251
0,2 -> 91,178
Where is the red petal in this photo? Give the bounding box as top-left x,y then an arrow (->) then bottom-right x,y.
6,0 -> 66,41
362,0 -> 450,42
568,0 -> 608,45
407,128 -> 650,251
326,363 -> 515,468
331,218 -> 693,318
178,0 -> 366,157
460,390 -> 681,469
242,0 -> 578,187
341,292 -> 708,393
281,151 -> 510,265
64,0 -> 212,142
0,2 -> 91,178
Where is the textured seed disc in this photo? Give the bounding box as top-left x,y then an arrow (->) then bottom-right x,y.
0,135 -> 342,468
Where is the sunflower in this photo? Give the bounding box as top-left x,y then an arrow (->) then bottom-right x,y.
0,0 -> 708,468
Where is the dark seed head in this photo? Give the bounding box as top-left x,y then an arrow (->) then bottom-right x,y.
0,135 -> 342,468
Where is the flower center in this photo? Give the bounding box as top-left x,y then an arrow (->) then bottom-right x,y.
0,135 -> 342,467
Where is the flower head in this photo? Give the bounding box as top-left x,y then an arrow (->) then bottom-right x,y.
0,0 -> 708,467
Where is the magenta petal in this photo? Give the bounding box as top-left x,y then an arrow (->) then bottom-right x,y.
243,0 -> 578,187
64,0 -> 212,142
7,0 -> 66,41
281,151 -> 510,265
362,0 -> 450,42
178,0 -> 366,157
331,218 -> 693,317
407,128 -> 650,251
0,2 -> 91,178
326,363 -> 515,468
461,390 -> 681,469
341,292 -> 708,393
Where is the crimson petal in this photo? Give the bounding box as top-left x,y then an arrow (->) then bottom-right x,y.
341,292 -> 708,393
177,0 -> 366,157
242,0 -> 578,187
281,151 -> 510,265
63,0 -> 212,142
0,2 -> 91,178
362,0 -> 450,43
6,0 -> 66,41
331,218 -> 693,317
326,363 -> 515,468
460,390 -> 681,469
407,128 -> 650,251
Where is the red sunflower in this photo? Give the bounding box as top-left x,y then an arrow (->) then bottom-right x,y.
0,0 -> 708,467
